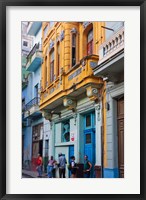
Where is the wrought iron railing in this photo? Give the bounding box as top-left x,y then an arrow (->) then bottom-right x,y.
24,97 -> 40,111
26,43 -> 42,63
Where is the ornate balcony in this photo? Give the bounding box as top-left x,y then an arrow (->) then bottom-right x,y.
94,27 -> 124,83
24,97 -> 41,119
26,43 -> 42,72
40,55 -> 103,111
99,27 -> 124,64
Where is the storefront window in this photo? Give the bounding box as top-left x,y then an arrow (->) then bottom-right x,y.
62,121 -> 70,142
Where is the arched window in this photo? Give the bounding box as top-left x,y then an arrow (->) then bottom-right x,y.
44,56 -> 47,87
50,49 -> 54,83
56,42 -> 60,77
72,34 -> 76,67
87,28 -> 93,55
44,24 -> 49,40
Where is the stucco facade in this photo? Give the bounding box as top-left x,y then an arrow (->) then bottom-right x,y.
39,22 -> 106,178
22,22 -> 50,172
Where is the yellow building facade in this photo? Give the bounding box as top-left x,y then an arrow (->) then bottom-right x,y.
40,22 -> 105,110
40,22 -> 106,178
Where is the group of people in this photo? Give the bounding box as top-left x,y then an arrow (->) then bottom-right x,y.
36,153 -> 92,178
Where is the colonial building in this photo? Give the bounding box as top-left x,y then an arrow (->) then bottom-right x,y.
22,22 -> 33,167
39,22 -> 106,178
94,22 -> 124,178
22,22 -> 50,172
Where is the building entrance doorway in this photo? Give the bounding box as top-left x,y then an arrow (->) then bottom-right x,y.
69,145 -> 74,177
32,123 -> 43,171
84,112 -> 95,178
117,96 -> 124,178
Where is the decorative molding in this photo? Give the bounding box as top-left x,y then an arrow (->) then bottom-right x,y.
81,59 -> 86,67
86,86 -> 98,101
60,30 -> 65,41
108,82 -> 124,98
83,21 -> 91,29
70,27 -> 77,34
63,97 -> 77,112
42,110 -> 61,122
56,36 -> 60,43
49,39 -> 54,50
42,111 -> 52,121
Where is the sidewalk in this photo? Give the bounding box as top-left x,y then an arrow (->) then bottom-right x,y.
22,169 -> 48,178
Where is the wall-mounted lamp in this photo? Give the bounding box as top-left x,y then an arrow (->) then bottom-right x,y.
105,102 -> 110,111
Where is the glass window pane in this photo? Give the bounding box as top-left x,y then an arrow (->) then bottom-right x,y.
87,29 -> 93,42
62,121 -> 70,142
86,134 -> 91,143
50,50 -> 54,61
72,34 -> 76,47
86,115 -> 91,127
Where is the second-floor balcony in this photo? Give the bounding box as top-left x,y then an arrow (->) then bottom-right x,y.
94,27 -> 124,83
26,43 -> 42,72
99,26 -> 124,64
23,97 -> 41,119
22,77 -> 28,89
40,55 -> 103,111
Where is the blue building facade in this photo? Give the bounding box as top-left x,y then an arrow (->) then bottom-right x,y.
22,22 -> 50,172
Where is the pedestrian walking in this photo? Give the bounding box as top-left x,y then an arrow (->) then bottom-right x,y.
36,153 -> 43,178
69,156 -> 78,178
58,153 -> 67,178
47,156 -> 56,178
83,155 -> 92,178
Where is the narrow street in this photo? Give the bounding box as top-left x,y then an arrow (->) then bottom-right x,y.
22,174 -> 33,178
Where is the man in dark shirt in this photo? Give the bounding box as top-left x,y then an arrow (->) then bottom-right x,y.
58,153 -> 67,178
83,155 -> 92,178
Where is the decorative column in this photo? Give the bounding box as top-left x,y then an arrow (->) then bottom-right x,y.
86,84 -> 103,177
94,103 -> 103,178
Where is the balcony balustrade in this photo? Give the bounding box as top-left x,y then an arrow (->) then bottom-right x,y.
22,77 -> 28,89
26,43 -> 42,72
94,27 -> 124,83
40,55 -> 103,110
24,97 -> 41,118
98,27 -> 124,65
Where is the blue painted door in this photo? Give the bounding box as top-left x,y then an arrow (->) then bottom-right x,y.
84,112 -> 95,178
69,145 -> 74,177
